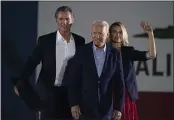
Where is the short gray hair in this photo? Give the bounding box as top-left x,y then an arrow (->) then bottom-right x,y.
92,20 -> 109,31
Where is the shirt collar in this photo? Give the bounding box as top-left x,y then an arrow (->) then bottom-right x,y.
93,42 -> 107,52
56,30 -> 74,43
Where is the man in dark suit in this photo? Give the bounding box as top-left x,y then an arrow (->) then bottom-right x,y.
13,6 -> 85,120
68,20 -> 124,120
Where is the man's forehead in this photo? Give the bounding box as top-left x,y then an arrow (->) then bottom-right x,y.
57,11 -> 72,16
93,25 -> 107,30
93,24 -> 106,27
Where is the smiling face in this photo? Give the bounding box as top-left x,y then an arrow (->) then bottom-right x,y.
109,22 -> 129,46
56,11 -> 74,33
110,25 -> 123,43
91,22 -> 108,48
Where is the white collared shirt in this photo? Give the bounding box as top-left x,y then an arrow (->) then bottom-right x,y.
54,30 -> 76,86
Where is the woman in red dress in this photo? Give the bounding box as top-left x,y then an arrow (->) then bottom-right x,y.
109,21 -> 156,120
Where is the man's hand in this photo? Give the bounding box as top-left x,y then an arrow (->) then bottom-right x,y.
13,80 -> 24,96
71,105 -> 81,120
112,110 -> 122,120
14,86 -> 19,96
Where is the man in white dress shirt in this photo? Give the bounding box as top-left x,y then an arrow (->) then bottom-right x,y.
13,6 -> 85,120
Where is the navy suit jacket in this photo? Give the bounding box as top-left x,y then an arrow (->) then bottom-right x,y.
68,42 -> 124,119
121,46 -> 148,101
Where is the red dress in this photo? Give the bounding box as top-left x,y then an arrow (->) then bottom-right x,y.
121,88 -> 138,120
113,87 -> 138,120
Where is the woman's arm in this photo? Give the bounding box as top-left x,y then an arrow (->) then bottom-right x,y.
128,22 -> 157,61
140,21 -> 156,59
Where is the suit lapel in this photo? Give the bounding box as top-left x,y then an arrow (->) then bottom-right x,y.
100,44 -> 111,79
72,33 -> 79,49
49,31 -> 57,81
88,42 -> 99,79
100,44 -> 117,81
